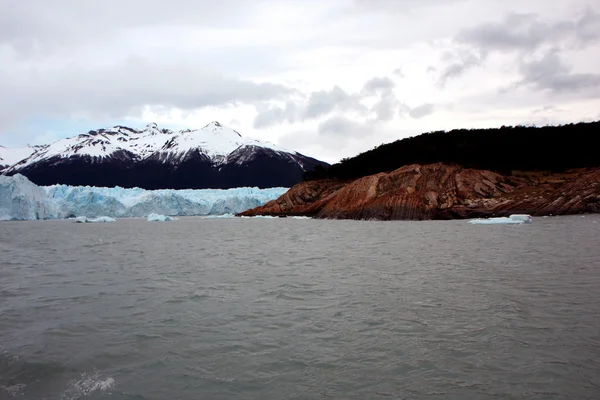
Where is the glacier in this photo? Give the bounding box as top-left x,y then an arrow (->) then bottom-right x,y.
0,174 -> 287,221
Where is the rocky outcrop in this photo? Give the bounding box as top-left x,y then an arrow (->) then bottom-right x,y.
238,163 -> 600,220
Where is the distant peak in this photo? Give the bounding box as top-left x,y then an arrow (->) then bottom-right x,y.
146,122 -> 158,129
202,121 -> 242,137
204,121 -> 223,129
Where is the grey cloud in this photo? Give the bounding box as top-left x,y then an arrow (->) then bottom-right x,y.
519,52 -> 600,93
362,77 -> 395,94
253,78 -> 397,129
253,107 -> 287,129
0,58 -> 294,130
253,102 -> 299,129
438,50 -> 483,85
304,86 -> 361,119
408,103 -> 436,119
318,115 -> 373,137
0,0 -> 260,56
371,93 -> 398,121
456,8 -> 600,53
393,68 -> 404,78
438,7 -> 600,86
532,105 -> 561,114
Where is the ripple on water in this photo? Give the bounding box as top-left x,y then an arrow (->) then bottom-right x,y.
1,216 -> 600,399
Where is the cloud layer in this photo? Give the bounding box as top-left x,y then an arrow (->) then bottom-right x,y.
1,0 -> 599,163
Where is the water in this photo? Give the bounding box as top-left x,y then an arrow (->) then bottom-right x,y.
1,216 -> 600,400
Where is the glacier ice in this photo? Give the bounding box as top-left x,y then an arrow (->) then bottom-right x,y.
0,174 -> 50,220
0,174 -> 288,221
468,214 -> 533,225
147,213 -> 177,222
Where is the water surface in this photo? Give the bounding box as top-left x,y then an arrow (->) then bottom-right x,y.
1,216 -> 599,399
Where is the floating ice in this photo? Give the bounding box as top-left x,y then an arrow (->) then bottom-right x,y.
147,213 -> 176,222
240,215 -> 280,219
201,213 -> 237,219
74,216 -> 116,223
468,214 -> 533,225
0,174 -> 287,221
509,214 -> 533,223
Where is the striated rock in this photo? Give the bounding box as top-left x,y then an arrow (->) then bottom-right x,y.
238,163 -> 600,220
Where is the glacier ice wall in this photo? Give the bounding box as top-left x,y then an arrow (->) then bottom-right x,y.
0,174 -> 287,220
0,174 -> 51,220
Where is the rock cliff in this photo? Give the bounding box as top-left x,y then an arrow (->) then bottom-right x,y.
238,163 -> 600,220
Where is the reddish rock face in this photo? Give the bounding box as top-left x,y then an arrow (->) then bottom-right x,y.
238,163 -> 600,220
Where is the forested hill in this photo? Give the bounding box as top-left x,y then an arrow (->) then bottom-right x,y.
305,121 -> 600,181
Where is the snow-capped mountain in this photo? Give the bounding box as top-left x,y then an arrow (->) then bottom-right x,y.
2,122 -> 328,189
0,145 -> 40,171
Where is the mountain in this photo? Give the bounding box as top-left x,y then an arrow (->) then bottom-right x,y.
1,122 -> 328,189
240,163 -> 600,220
0,145 -> 39,171
242,121 -> 600,220
305,121 -> 600,181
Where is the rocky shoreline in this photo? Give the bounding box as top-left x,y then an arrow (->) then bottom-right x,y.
238,163 -> 600,220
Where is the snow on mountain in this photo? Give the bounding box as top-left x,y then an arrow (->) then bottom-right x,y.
6,121 -> 296,170
0,145 -> 41,170
0,174 -> 288,221
2,121 -> 326,190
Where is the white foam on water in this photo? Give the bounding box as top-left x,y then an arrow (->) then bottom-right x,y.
1,383 -> 26,398
61,373 -> 115,400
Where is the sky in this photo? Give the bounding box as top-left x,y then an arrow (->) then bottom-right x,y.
1,0 -> 599,163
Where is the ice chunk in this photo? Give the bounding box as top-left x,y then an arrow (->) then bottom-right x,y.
0,174 -> 287,220
468,214 -> 533,225
74,216 -> 116,223
88,216 -> 116,223
509,214 -> 533,223
147,213 -> 176,222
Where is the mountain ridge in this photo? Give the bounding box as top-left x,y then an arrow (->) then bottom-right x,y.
1,122 -> 327,189
240,163 -> 600,220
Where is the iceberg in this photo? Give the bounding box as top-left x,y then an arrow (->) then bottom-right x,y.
0,174 -> 288,221
147,213 -> 177,222
468,214 -> 533,225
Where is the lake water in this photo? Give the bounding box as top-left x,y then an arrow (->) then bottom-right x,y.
1,216 -> 600,400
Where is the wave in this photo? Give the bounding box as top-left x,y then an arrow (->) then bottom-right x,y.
61,372 -> 115,400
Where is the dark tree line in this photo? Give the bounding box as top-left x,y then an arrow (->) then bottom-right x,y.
304,121 -> 600,181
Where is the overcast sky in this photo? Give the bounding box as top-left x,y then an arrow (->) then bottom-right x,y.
1,0 -> 599,163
